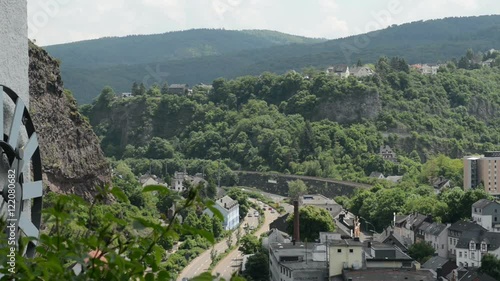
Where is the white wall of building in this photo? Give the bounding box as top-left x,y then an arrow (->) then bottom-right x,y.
0,0 -> 29,106
472,214 -> 493,231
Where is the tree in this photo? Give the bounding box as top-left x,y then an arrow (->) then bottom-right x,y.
239,235 -> 260,255
408,241 -> 435,264
226,232 -> 233,248
357,59 -> 363,67
161,82 -> 169,95
210,247 -> 218,265
243,250 -> 269,281
236,227 -> 242,244
288,180 -> 308,202
131,82 -> 140,96
212,216 -> 224,239
286,205 -> 335,241
480,254 -> 500,280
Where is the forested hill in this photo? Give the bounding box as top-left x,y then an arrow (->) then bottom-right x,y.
80,53 -> 500,189
44,29 -> 325,69
48,15 -> 500,104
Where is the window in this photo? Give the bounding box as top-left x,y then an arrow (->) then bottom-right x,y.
471,252 -> 475,260
459,251 -> 462,258
472,262 -> 475,267
481,243 -> 487,251
349,249 -> 354,253
465,252 -> 467,258
470,241 -> 475,251
442,244 -> 444,249
337,249 -> 342,253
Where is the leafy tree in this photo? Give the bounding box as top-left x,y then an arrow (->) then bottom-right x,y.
239,235 -> 260,255
288,180 -> 308,202
408,241 -> 435,264
287,205 -> 335,241
479,254 -> 500,280
212,216 -> 224,239
243,250 -> 269,281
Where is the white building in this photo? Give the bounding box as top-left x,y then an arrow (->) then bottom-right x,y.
471,199 -> 500,232
456,231 -> 500,268
204,195 -> 239,230
447,221 -> 486,259
170,171 -> 206,192
421,222 -> 450,258
269,242 -> 328,281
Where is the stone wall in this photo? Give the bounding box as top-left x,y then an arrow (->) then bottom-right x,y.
235,171 -> 371,198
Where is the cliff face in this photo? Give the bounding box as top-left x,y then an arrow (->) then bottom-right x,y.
28,43 -> 111,200
313,90 -> 381,123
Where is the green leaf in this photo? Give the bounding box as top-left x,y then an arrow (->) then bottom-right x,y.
205,200 -> 224,221
182,225 -> 215,244
110,186 -> 130,203
142,185 -> 171,195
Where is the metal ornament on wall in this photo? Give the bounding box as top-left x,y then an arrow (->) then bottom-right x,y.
0,85 -> 43,258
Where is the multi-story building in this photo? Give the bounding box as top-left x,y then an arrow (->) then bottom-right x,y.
170,171 -> 206,192
301,194 -> 343,218
203,195 -> 239,230
464,152 -> 500,197
394,213 -> 433,244
471,199 -> 500,232
328,239 -> 364,277
456,231 -> 500,268
420,222 -> 450,258
269,242 -> 328,281
447,221 -> 486,259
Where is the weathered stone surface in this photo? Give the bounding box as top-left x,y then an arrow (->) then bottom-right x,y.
29,42 -> 111,201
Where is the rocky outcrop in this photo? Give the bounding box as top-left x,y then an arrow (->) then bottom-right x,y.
313,89 -> 381,123
28,42 -> 111,201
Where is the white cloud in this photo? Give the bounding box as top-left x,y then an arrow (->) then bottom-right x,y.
26,0 -> 500,46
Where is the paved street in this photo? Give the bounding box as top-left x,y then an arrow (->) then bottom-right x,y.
176,208 -> 257,281
211,201 -> 280,280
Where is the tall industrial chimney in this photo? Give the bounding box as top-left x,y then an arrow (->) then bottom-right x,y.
293,200 -> 300,243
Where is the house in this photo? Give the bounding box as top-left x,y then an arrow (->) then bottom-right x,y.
471,199 -> 500,232
379,145 -> 397,162
455,230 -> 500,268
269,242 -> 328,281
302,194 -> 343,218
421,256 -> 457,280
385,175 -> 403,183
394,213 -> 433,244
447,220 -> 486,259
364,241 -> 415,269
326,65 -> 350,78
167,84 -> 189,95
433,177 -> 451,194
170,171 -> 207,192
121,92 -> 132,98
420,222 -> 450,258
335,211 -> 361,239
139,174 -> 167,188
262,228 -> 291,250
411,64 -> 439,75
448,267 -> 497,281
203,195 -> 239,230
375,226 -> 411,252
349,66 -> 374,78
369,172 -> 385,179
481,58 -> 495,67
328,239 -> 364,277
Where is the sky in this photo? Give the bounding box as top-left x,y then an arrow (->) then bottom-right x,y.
27,0 -> 500,46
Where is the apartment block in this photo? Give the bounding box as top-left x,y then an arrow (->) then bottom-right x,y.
464,152 -> 500,196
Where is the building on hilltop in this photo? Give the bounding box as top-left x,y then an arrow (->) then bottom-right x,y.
203,195 -> 239,230
471,198 -> 500,232
349,66 -> 374,77
326,65 -> 350,78
464,152 -> 500,197
170,171 -> 206,192
167,84 -> 189,95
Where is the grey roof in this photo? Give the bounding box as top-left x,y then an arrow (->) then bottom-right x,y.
407,213 -> 429,228
456,230 -> 500,251
330,239 -> 364,247
217,195 -> 238,210
375,227 -> 409,249
267,228 -> 291,244
448,220 -> 486,233
424,222 -> 448,236
421,256 -> 451,270
472,198 -> 498,209
457,268 -> 498,281
365,241 -> 413,261
369,172 -> 384,178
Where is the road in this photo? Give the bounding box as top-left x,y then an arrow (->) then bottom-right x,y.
211,201 -> 280,280
176,208 -> 257,281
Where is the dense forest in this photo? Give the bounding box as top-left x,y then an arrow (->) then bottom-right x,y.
48,15 -> 500,103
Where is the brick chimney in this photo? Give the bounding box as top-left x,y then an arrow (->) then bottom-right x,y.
293,200 -> 300,243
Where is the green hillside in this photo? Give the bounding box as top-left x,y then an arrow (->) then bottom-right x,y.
53,15 -> 500,104
45,29 -> 325,69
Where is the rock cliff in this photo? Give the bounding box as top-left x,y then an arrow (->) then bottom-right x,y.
28,42 -> 111,200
